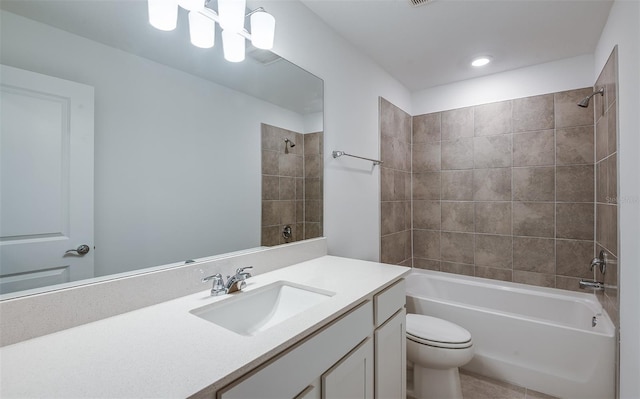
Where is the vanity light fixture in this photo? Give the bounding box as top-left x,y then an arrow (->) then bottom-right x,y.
471,56 -> 492,67
147,0 -> 276,62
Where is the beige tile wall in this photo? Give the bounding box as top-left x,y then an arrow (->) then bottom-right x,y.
594,47 -> 619,331
410,88 -> 596,289
261,124 -> 323,246
380,98 -> 412,266
380,87 -> 604,292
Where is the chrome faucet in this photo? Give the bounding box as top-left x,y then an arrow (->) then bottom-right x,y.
202,266 -> 253,296
579,279 -> 605,291
590,250 -> 607,274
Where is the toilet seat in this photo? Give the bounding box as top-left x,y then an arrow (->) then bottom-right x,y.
406,314 -> 472,349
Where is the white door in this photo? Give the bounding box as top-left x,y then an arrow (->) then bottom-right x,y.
0,64 -> 94,295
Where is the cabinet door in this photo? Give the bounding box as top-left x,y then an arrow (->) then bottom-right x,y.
374,309 -> 406,399
322,337 -> 373,399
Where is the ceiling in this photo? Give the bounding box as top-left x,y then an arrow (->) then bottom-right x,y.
299,0 -> 613,91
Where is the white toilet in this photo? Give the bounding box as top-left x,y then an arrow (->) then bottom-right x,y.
406,314 -> 474,399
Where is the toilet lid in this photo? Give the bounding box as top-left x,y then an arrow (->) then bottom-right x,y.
406,314 -> 472,345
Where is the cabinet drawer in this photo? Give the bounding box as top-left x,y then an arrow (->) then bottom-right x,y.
374,279 -> 405,327
218,301 -> 373,399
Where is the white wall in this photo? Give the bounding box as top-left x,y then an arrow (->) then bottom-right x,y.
594,1 -> 640,397
258,0 -> 412,261
1,10 -> 306,276
412,54 -> 594,114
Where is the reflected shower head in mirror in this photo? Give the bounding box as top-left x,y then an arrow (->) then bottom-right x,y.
577,88 -> 604,108
284,138 -> 295,154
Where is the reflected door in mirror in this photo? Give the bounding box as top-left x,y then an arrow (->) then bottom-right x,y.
0,65 -> 95,294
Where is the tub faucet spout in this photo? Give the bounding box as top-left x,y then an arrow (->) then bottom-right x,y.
579,279 -> 605,291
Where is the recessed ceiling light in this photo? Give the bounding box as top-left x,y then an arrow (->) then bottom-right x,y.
471,57 -> 491,67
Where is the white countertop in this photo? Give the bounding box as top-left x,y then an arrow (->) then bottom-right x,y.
0,256 -> 409,398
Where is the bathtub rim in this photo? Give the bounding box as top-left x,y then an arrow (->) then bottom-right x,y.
405,268 -> 615,337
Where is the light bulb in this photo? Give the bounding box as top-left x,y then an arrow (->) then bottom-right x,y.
178,0 -> 203,11
188,11 -> 215,48
222,30 -> 245,62
148,0 -> 178,31
218,0 -> 246,33
250,11 -> 275,50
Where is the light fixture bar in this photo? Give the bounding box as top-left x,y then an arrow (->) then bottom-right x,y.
148,0 -> 275,62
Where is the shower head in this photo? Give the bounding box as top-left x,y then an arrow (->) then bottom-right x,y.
284,138 -> 295,148
577,88 -> 604,108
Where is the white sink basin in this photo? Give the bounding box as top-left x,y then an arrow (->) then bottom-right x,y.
190,281 -> 335,336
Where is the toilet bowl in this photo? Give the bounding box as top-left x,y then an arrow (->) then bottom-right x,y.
406,314 -> 474,399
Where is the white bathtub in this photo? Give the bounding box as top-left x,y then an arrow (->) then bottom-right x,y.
405,269 -> 615,399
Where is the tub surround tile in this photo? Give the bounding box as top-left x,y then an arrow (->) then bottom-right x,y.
596,161 -> 608,203
381,201 -> 408,236
556,165 -> 594,203
513,270 -> 556,288
473,168 -> 512,201
442,107 -> 474,141
262,150 -> 279,175
413,229 -> 441,260
413,172 -> 441,200
513,237 -> 555,274
556,126 -> 594,165
512,130 -> 555,167
412,142 -> 441,172
512,202 -> 555,238
475,266 -> 513,282
555,240 -> 594,279
512,167 -> 555,202
262,175 -> 279,200
381,231 -> 411,265
607,101 -> 617,156
304,154 -> 322,178
474,100 -> 512,136
394,84 -> 603,293
555,275 -> 583,292
607,154 -> 617,204
556,203 -> 594,240
381,135 -> 410,171
475,234 -> 513,268
475,202 -> 512,235
414,200 -> 441,230
413,258 -> 441,271
441,232 -> 475,264
440,262 -> 475,276
555,88 -> 595,128
512,94 -> 554,132
442,138 -> 474,170
441,170 -> 474,200
412,112 -> 441,144
380,97 -> 411,143
474,135 -> 512,168
441,201 -> 475,233
595,111 -> 608,162
279,177 -> 296,200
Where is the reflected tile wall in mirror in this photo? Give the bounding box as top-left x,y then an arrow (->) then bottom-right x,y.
261,124 -> 323,246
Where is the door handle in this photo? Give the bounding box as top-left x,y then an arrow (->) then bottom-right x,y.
65,244 -> 90,255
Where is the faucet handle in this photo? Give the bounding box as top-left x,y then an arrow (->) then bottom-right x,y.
236,266 -> 253,279
202,273 -> 226,296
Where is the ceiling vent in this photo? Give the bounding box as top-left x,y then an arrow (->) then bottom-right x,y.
409,0 -> 435,6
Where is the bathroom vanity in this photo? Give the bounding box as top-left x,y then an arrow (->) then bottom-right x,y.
0,250 -> 408,398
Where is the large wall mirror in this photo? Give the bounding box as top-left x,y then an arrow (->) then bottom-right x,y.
0,1 -> 323,298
